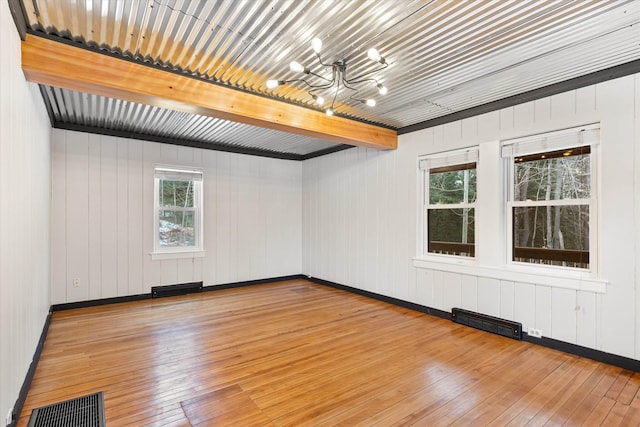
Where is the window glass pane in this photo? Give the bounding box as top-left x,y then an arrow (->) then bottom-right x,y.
158,210 -> 196,247
159,179 -> 194,208
428,208 -> 475,256
429,169 -> 476,204
513,205 -> 589,268
514,152 -> 590,202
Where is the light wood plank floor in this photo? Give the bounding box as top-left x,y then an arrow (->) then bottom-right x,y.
18,279 -> 640,426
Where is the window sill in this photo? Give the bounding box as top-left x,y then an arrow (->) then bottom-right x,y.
412,257 -> 607,293
151,250 -> 206,261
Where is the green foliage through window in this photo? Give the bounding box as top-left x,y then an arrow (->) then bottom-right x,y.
426,162 -> 476,257
159,179 -> 194,208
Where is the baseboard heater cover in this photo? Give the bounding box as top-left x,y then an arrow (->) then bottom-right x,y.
151,281 -> 203,298
27,392 -> 105,427
452,307 -> 522,340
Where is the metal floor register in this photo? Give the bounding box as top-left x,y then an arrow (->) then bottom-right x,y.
27,392 -> 105,427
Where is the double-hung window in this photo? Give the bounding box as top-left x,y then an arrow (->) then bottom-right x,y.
420,148 -> 478,258
502,124 -> 599,270
154,166 -> 203,255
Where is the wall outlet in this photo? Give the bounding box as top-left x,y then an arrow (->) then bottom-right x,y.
73,278 -> 80,288
5,409 -> 13,427
528,327 -> 542,338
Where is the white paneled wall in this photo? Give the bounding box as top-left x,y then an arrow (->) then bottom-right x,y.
0,1 -> 52,421
303,74 -> 640,360
51,130 -> 302,304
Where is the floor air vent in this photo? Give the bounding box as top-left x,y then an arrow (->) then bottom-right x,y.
27,392 -> 105,427
151,281 -> 203,298
452,308 -> 522,340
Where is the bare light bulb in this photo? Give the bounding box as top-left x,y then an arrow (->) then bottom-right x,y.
367,48 -> 381,62
367,47 -> 386,64
266,79 -> 281,89
366,99 -> 376,107
326,107 -> 334,116
313,95 -> 325,106
312,37 -> 322,54
290,61 -> 305,73
377,83 -> 388,95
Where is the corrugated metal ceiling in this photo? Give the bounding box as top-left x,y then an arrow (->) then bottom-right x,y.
40,85 -> 343,157
17,0 -> 640,158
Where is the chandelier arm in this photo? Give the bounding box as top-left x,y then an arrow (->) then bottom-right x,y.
282,78 -> 334,90
312,66 -> 338,90
309,82 -> 336,90
344,77 -> 378,85
330,78 -> 341,108
304,73 -> 336,89
342,80 -> 365,104
307,71 -> 333,83
349,93 -> 365,103
282,78 -> 322,89
345,63 -> 389,83
314,52 -> 334,68
341,78 -> 360,92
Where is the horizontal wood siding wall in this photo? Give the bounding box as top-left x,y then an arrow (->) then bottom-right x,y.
51,130 -> 302,304
0,0 -> 52,421
303,74 -> 640,360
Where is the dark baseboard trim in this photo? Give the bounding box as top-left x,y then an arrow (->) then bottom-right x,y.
522,333 -> 640,372
11,311 -> 52,427
202,274 -> 307,292
306,276 -> 451,320
307,275 -> 640,372
51,275 -> 307,311
51,293 -> 151,311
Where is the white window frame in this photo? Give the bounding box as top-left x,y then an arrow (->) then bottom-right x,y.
502,124 -> 599,274
418,147 -> 479,260
152,166 -> 205,260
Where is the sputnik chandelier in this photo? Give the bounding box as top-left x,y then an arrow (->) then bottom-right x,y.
266,37 -> 389,116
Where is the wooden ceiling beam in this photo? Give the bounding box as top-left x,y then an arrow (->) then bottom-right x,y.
21,35 -> 397,151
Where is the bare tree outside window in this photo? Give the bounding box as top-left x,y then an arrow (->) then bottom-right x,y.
511,146 -> 590,268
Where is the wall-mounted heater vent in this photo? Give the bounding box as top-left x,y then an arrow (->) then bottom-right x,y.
27,392 -> 105,427
151,281 -> 203,298
452,308 -> 522,340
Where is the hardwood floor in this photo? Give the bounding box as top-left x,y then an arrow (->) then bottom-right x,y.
17,279 -> 640,426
